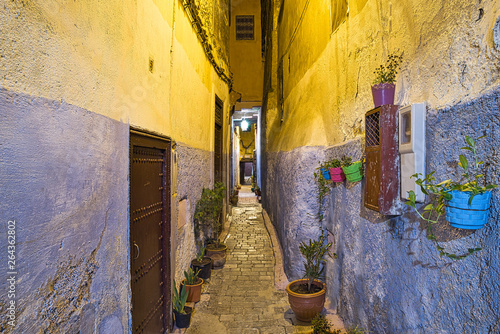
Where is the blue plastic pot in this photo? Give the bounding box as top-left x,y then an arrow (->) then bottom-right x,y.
320,167 -> 331,180
445,190 -> 493,229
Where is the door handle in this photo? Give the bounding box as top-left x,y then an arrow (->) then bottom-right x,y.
133,242 -> 140,260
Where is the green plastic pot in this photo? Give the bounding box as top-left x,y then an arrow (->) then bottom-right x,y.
342,161 -> 363,182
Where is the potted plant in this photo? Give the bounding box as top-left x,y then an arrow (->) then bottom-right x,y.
172,280 -> 193,328
371,52 -> 403,107
191,246 -> 212,280
406,135 -> 497,259
328,159 -> 345,182
181,267 -> 203,303
194,182 -> 227,267
286,234 -> 332,322
230,188 -> 239,206
341,155 -> 363,182
318,161 -> 331,180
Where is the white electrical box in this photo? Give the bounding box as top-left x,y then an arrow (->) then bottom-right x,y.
399,103 -> 426,202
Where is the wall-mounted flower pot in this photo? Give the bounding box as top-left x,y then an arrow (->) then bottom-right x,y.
446,190 -> 493,229
181,278 -> 204,303
371,83 -> 395,108
320,167 -> 331,180
342,161 -> 363,182
173,307 -> 193,328
329,167 -> 345,182
191,257 -> 212,280
286,279 -> 326,322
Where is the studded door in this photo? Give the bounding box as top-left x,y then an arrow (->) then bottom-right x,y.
130,131 -> 171,333
214,95 -> 223,183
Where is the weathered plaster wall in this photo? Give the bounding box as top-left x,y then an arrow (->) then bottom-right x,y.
267,0 -> 500,152
173,144 -> 212,282
0,89 -> 129,333
1,0 -> 231,331
326,92 -> 500,333
240,130 -> 257,158
0,0 -> 230,152
230,0 -> 264,103
262,0 -> 500,332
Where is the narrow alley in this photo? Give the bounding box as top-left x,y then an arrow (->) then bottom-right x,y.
2,0 -> 500,333
181,186 -> 342,334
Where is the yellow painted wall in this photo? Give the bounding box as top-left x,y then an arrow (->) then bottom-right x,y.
267,0 -> 500,152
239,129 -> 256,159
1,0 -> 230,152
230,0 -> 264,102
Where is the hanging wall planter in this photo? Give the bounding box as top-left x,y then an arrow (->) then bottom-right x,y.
329,167 -> 345,182
341,159 -> 363,183
446,190 -> 493,229
320,167 -> 331,180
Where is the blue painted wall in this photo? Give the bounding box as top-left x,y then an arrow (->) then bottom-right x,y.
0,88 -> 130,333
264,89 -> 500,333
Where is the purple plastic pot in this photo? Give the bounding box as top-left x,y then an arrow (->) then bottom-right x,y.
371,83 -> 395,108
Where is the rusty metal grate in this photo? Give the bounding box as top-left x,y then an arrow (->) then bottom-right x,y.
366,111 -> 380,147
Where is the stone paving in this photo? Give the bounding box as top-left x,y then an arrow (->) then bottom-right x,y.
173,186 -> 344,333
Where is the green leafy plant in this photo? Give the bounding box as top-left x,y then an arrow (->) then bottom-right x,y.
341,155 -> 353,167
405,135 -> 497,260
314,166 -> 330,223
373,52 -> 403,85
194,182 -> 226,247
195,246 -> 206,262
183,267 -> 201,285
299,234 -> 332,292
328,158 -> 342,168
172,280 -> 189,314
346,325 -> 369,334
312,314 -> 341,334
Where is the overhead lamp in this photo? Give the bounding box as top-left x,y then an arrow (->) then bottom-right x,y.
241,119 -> 249,131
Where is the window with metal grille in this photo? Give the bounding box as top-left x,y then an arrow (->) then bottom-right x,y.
365,110 -> 380,147
236,15 -> 254,40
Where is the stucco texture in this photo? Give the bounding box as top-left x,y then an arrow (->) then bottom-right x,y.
0,0 -> 230,152
0,89 -> 129,333
173,143 -> 212,282
263,91 -> 500,333
266,0 -> 500,152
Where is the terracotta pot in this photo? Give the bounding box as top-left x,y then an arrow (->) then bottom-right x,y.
191,257 -> 212,280
181,278 -> 204,303
286,279 -> 326,322
206,244 -> 227,267
173,306 -> 192,328
371,83 -> 395,107
328,167 -> 345,182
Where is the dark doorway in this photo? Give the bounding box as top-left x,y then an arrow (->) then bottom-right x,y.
239,161 -> 253,185
214,95 -> 223,183
130,130 -> 171,333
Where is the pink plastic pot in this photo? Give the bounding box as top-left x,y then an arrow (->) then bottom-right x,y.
371,83 -> 395,108
329,167 -> 345,182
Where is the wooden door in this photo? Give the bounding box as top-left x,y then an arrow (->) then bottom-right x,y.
130,131 -> 171,333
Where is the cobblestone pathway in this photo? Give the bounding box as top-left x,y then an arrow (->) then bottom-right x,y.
182,199 -> 312,334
